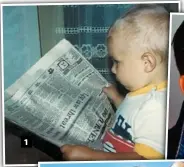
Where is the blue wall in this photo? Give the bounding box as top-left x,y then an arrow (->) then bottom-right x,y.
3,6 -> 41,89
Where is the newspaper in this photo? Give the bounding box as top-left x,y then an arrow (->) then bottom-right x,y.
4,39 -> 115,148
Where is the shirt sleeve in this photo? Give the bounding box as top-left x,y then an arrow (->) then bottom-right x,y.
133,97 -> 166,159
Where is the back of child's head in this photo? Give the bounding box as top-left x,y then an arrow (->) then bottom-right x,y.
108,4 -> 169,60
173,21 -> 184,75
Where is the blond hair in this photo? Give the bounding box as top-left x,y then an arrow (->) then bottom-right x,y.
108,5 -> 169,60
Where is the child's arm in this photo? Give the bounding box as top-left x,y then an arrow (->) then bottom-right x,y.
61,145 -> 145,161
103,85 -> 124,108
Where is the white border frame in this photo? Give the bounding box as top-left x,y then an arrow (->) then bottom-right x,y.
1,1 -> 181,166
165,12 -> 184,159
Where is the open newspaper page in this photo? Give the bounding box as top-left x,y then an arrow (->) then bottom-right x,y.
4,39 -> 115,149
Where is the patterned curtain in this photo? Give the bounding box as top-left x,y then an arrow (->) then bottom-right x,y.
54,4 -> 134,83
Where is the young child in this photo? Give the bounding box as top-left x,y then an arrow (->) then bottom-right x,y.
168,21 -> 184,158
61,5 -> 169,160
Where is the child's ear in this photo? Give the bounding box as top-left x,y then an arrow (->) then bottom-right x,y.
179,75 -> 184,93
141,52 -> 156,73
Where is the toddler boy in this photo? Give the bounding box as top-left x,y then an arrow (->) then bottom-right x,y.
61,4 -> 169,160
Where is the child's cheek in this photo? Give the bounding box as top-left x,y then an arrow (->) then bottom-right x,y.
117,67 -> 125,81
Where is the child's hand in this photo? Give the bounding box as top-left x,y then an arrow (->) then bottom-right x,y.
61,145 -> 95,161
103,84 -> 124,108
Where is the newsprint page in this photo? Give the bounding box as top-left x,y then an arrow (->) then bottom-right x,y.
4,39 -> 114,149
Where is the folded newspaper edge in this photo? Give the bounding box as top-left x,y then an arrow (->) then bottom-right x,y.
4,38 -> 115,149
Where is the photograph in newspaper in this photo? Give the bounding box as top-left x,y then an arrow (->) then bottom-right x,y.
2,2 -> 179,165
